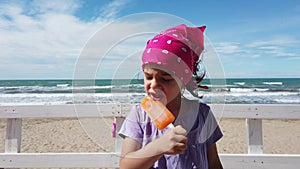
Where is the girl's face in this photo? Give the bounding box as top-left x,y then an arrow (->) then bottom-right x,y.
143,65 -> 183,106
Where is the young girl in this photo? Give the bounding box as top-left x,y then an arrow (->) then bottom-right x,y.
118,24 -> 223,169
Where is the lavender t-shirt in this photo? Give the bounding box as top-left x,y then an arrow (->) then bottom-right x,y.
119,98 -> 223,169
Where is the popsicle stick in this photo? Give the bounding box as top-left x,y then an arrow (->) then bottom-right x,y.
167,123 -> 174,128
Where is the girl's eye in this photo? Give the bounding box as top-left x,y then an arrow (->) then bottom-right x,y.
144,75 -> 152,80
162,77 -> 173,82
162,78 -> 171,81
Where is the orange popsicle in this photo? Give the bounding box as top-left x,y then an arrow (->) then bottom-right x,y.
141,97 -> 175,130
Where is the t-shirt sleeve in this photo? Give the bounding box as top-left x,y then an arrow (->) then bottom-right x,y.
118,105 -> 144,143
206,119 -> 223,146
198,103 -> 223,146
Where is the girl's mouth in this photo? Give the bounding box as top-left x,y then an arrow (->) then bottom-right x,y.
150,93 -> 162,101
149,90 -> 167,105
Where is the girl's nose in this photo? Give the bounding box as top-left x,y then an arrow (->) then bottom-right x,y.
150,78 -> 161,89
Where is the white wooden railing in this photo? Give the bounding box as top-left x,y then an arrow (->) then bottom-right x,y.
0,104 -> 300,169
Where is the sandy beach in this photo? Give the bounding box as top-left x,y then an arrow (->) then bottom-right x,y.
217,118 -> 300,154
1,118 -> 300,155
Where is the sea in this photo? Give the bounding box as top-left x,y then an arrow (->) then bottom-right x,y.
0,78 -> 299,105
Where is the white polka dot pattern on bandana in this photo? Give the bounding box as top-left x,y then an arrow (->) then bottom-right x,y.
177,57 -> 181,63
162,50 -> 169,54
147,48 -> 151,53
142,24 -> 206,85
143,39 -> 192,84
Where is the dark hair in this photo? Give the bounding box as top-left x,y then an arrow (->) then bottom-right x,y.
185,60 -> 207,98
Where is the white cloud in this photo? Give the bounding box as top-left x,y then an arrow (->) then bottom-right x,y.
99,0 -> 130,19
246,36 -> 299,48
261,47 -> 297,57
0,0 -> 186,79
214,42 -> 242,54
215,36 -> 300,61
245,36 -> 300,58
29,0 -> 81,14
0,0 -> 132,79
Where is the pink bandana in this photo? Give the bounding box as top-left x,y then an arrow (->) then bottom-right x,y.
142,24 -> 206,85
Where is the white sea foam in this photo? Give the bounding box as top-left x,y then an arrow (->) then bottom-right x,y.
57,84 -> 70,87
0,93 -> 147,105
229,88 -> 253,93
234,82 -> 245,86
254,88 -> 269,92
262,82 -> 283,85
274,98 -> 300,103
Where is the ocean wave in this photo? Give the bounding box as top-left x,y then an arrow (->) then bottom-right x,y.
0,93 -> 147,105
210,87 -> 299,93
233,82 -> 245,86
56,84 -> 70,87
274,98 -> 300,104
262,82 -> 283,85
0,92 -> 298,105
0,79 -> 299,104
0,84 -> 145,94
228,88 -> 253,93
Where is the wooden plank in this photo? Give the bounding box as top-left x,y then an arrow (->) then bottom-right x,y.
246,119 -> 263,154
0,104 -> 132,119
5,119 -> 22,153
211,104 -> 300,119
0,153 -> 120,168
1,104 -> 300,119
115,117 -> 125,153
220,154 -> 300,169
0,153 -> 299,168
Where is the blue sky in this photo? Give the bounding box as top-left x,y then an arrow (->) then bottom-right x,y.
0,0 -> 299,79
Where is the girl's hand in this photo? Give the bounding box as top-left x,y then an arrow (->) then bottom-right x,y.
157,125 -> 188,155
